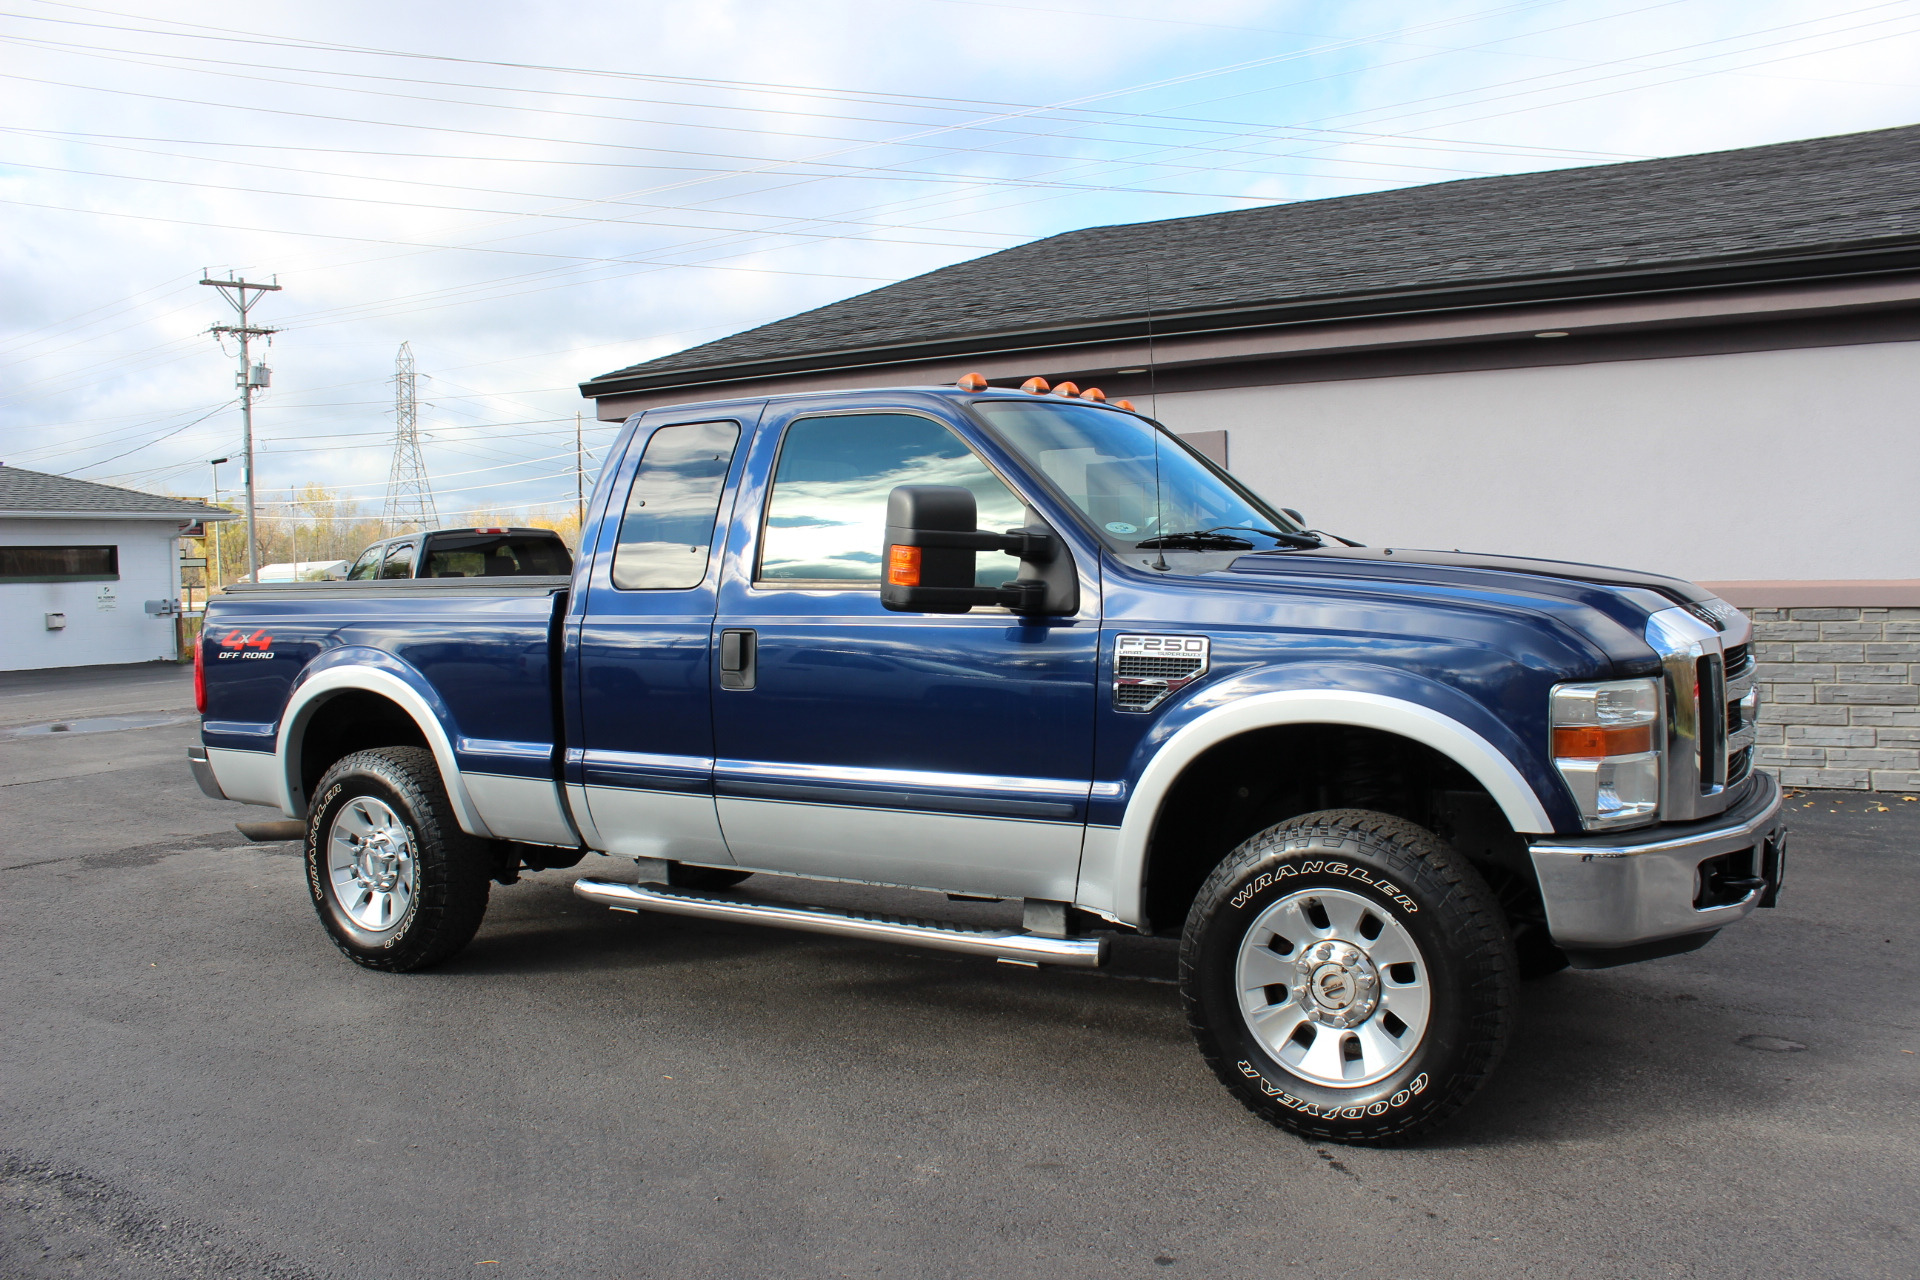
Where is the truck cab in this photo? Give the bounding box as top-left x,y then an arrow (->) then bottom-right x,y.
188,382 -> 1785,1144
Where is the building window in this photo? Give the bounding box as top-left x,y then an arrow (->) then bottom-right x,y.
0,545 -> 119,583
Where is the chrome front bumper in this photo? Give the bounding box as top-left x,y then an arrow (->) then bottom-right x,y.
186,745 -> 228,801
1529,771 -> 1785,968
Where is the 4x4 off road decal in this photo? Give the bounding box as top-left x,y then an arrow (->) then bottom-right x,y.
1230,860 -> 1420,914
217,629 -> 275,659
1237,1062 -> 1430,1118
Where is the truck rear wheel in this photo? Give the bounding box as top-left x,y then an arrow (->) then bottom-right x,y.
1180,809 -> 1516,1145
305,746 -> 491,972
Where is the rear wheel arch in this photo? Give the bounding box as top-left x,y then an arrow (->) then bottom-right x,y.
278,666 -> 494,838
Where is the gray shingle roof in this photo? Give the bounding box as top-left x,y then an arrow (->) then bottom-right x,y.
0,465 -> 233,518
585,123 -> 1920,394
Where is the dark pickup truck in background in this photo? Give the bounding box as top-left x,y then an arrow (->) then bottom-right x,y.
187,380 -> 1785,1144
341,526 -> 572,580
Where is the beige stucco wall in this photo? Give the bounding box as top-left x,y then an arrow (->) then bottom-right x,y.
1150,339 -> 1920,584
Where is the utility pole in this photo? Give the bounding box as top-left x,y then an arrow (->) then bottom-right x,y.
201,275 -> 280,583
382,342 -> 439,534
575,410 -> 585,533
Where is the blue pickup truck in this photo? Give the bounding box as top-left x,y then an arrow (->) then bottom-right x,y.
188,380 -> 1785,1143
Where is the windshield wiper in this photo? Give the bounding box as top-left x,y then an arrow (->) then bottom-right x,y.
1135,526 -> 1323,551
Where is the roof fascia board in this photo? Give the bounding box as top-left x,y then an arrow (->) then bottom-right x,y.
590,269 -> 1920,416
581,238 -> 1920,399
0,510 -> 234,521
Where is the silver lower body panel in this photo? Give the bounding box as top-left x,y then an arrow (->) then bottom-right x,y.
572,878 -> 1107,967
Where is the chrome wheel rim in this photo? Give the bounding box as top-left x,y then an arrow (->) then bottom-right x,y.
326,796 -> 417,933
1235,887 -> 1431,1088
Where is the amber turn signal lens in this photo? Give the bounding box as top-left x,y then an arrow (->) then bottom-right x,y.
956,372 -> 987,391
1552,724 -> 1654,759
886,544 -> 922,586
1020,376 -> 1050,394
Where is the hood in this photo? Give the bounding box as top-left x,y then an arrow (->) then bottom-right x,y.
1227,546 -> 1718,609
1220,546 -> 1737,668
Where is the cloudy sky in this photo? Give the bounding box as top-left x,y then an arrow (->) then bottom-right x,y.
3,0 -> 1917,526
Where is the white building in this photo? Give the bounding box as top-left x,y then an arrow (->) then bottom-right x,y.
0,466 -> 233,672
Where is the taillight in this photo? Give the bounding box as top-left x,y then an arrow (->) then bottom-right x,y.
194,632 -> 206,714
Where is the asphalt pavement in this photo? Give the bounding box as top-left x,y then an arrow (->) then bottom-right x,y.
2,663 -> 1916,1279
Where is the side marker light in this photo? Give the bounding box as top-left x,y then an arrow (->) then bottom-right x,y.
887,544 -> 922,586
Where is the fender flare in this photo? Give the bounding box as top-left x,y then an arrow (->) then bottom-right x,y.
277,658 -> 495,838
1090,689 -> 1554,926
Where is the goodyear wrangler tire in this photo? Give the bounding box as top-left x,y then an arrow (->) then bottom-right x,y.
305,746 -> 492,972
1181,809 -> 1516,1145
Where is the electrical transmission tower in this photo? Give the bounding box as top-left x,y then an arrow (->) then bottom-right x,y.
382,342 -> 439,533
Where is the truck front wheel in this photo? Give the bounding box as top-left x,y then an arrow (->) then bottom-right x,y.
305,746 -> 492,972
1181,809 -> 1516,1144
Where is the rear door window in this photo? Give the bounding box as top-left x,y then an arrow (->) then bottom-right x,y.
611,421 -> 742,590
379,542 -> 416,579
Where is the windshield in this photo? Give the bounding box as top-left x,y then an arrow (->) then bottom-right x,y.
969,399 -> 1304,552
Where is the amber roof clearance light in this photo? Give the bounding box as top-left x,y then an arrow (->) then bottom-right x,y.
956,372 -> 988,391
1079,387 -> 1106,402
1020,377 -> 1051,394
1050,381 -> 1081,398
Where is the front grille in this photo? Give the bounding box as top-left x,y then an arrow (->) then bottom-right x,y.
1650,604 -> 1755,822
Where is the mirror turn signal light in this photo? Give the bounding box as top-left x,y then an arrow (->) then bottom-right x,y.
956,372 -> 988,391
1020,377 -> 1050,394
887,544 -> 922,586
1552,724 -> 1655,759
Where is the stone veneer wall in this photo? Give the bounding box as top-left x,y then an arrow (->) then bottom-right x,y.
1749,607 -> 1920,792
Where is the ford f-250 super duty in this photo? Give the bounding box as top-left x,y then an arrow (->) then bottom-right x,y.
187,379 -> 1785,1144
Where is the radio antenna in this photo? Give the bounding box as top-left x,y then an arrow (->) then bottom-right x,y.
1145,252 -> 1167,571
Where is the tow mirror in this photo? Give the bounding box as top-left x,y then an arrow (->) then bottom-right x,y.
882,485 -> 1074,616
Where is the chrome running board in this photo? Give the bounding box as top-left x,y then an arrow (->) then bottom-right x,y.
572,878 -> 1107,968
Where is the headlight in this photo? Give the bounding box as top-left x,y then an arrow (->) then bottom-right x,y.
1550,677 -> 1661,830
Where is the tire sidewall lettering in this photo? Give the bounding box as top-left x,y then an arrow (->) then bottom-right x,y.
1228,856 -> 1419,916
1234,1060 -> 1430,1118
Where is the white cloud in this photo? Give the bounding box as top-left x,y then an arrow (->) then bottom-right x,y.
1,0 -> 1914,532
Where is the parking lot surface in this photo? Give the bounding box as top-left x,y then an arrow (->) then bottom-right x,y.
2,663 -> 1916,1279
